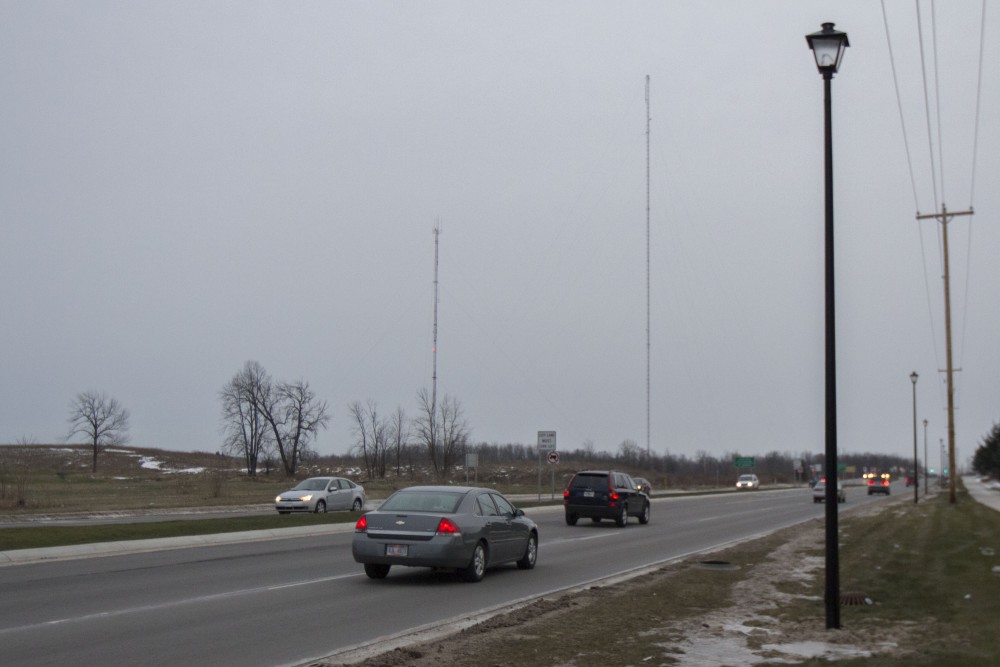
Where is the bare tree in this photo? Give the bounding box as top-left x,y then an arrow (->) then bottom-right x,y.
349,399 -> 391,479
618,439 -> 641,467
413,389 -> 470,478
67,391 -> 130,472
219,361 -> 273,476
390,406 -> 409,476
438,395 -> 470,473
260,379 -> 329,476
413,388 -> 439,475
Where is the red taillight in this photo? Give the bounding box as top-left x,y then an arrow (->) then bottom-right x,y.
609,492 -> 619,501
436,517 -> 461,535
563,489 -> 570,498
354,516 -> 367,533
867,479 -> 874,486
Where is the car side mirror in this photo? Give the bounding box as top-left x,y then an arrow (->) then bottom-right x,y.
514,508 -> 524,517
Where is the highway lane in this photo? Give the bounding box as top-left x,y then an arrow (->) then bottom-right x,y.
0,485 -> 895,666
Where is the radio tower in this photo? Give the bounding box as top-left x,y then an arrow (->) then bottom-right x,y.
432,223 -> 440,419
645,75 -> 652,459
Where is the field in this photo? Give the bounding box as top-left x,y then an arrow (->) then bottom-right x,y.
0,444 -> 442,515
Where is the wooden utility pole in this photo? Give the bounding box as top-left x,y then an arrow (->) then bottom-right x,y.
916,205 -> 973,505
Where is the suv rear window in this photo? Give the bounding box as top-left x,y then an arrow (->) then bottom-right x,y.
570,473 -> 610,491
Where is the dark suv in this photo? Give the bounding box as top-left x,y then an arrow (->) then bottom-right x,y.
563,470 -> 650,527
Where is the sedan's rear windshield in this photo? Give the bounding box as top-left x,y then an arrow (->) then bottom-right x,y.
570,474 -> 609,491
380,491 -> 464,513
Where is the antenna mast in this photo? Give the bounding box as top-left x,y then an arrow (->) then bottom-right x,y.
645,75 -> 651,460
432,223 -> 440,418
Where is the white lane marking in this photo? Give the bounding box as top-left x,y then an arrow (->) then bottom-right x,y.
0,572 -> 360,635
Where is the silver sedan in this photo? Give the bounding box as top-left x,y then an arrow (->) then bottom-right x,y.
275,476 -> 365,514
352,485 -> 538,582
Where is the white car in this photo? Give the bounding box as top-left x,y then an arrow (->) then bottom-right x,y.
813,478 -> 845,503
275,476 -> 365,514
735,474 -> 760,490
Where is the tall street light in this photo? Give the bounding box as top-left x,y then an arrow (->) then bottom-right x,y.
910,371 -> 919,505
806,21 -> 849,631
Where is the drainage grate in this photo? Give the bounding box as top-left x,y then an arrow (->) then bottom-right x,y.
840,591 -> 873,606
697,560 -> 740,571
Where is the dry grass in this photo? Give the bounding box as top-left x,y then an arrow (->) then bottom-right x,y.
0,445 -> 367,514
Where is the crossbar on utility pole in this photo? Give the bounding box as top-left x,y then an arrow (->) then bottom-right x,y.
915,205 -> 973,505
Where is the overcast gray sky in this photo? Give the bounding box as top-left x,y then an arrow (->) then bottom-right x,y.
2,1 -> 997,465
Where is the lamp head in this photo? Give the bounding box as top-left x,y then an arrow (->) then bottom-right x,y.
806,22 -> 850,77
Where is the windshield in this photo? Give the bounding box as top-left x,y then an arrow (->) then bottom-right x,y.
292,478 -> 329,491
380,490 -> 463,513
739,475 -> 754,482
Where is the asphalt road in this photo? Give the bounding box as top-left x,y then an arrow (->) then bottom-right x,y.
0,485 -> 894,667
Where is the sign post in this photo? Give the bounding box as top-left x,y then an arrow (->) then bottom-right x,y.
537,431 -> 556,502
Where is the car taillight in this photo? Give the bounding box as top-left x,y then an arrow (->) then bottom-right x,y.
609,492 -> 619,501
436,518 -> 461,535
354,516 -> 367,533
563,489 -> 570,498
867,479 -> 874,485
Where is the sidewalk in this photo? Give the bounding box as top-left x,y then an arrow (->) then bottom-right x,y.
963,475 -> 1000,512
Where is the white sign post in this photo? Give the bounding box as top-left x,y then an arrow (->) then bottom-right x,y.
537,431 -> 557,501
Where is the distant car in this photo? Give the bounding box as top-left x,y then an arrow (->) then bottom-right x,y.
866,472 -> 892,496
563,470 -> 650,527
275,476 -> 365,514
813,478 -> 845,503
735,474 -> 760,490
633,477 -> 652,495
352,486 -> 538,582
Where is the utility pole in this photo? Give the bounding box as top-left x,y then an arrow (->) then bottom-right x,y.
916,205 -> 973,505
923,419 -> 928,498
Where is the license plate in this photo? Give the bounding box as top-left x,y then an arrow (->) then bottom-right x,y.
386,544 -> 408,557
583,490 -> 595,498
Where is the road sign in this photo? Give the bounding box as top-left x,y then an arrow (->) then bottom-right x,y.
734,456 -> 755,468
547,451 -> 560,464
537,431 -> 557,451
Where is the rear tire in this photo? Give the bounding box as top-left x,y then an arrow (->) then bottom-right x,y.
460,542 -> 487,582
364,563 -> 390,579
565,513 -> 578,526
590,517 -> 601,523
352,498 -> 362,512
516,533 -> 538,570
615,504 -> 628,527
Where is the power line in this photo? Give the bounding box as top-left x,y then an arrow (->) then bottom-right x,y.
969,0 -> 987,207
880,0 -> 922,212
915,0 -> 940,212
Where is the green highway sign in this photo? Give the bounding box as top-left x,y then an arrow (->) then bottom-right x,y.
734,457 -> 755,468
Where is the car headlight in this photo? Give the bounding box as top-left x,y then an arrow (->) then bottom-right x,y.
300,494 -> 313,502
275,495 -> 283,502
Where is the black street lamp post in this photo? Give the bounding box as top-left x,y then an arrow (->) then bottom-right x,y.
911,371 -> 919,505
806,21 -> 849,631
